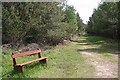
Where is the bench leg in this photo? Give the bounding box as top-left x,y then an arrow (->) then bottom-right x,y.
40,59 -> 47,65
14,65 -> 24,73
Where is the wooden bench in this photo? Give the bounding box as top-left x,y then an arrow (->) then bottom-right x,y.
11,49 -> 47,72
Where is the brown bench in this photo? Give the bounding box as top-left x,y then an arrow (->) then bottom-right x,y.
11,49 -> 47,72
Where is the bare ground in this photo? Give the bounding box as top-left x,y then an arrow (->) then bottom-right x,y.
78,38 -> 118,78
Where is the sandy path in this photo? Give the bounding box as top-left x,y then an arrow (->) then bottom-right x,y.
78,44 -> 118,78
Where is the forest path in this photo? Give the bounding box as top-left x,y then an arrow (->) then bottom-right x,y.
76,36 -> 118,78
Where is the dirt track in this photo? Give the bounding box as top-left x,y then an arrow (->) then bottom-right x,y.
78,38 -> 118,78
80,50 -> 118,78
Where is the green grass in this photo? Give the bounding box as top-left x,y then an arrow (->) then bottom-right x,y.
2,42 -> 94,78
78,35 -> 119,57
2,35 -> 118,78
2,49 -> 19,55
79,36 -> 107,44
98,52 -> 112,57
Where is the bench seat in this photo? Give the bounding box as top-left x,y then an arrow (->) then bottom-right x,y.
16,57 -> 47,66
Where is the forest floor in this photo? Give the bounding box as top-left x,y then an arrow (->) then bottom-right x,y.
2,35 -> 119,78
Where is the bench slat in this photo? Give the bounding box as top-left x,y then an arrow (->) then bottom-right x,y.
16,57 -> 47,66
12,50 -> 42,58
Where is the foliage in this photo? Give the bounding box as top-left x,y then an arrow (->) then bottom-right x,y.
118,2 -> 120,40
2,2 -> 80,45
76,13 -> 85,35
86,2 -> 118,39
64,5 -> 78,34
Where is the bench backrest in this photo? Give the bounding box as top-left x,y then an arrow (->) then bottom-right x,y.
12,50 -> 42,58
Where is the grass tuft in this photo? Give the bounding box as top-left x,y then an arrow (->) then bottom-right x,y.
99,52 -> 112,57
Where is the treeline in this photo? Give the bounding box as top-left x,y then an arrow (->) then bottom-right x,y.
2,2 -> 84,46
86,2 -> 118,39
118,2 -> 120,40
